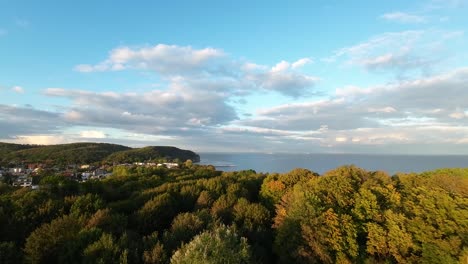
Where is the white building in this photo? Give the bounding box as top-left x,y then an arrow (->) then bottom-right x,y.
157,163 -> 179,169
82,172 -> 92,180
10,168 -> 23,174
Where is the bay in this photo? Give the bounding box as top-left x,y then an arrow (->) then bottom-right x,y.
199,153 -> 468,175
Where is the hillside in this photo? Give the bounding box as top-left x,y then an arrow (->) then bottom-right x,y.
0,142 -> 39,157
104,146 -> 200,163
0,142 -> 200,165
0,142 -> 131,164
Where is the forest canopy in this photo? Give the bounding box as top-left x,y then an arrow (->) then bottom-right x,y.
0,164 -> 467,263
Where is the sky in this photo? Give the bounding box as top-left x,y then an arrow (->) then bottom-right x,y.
1,0 -> 468,154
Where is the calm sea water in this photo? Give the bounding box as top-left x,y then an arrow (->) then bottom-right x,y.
199,153 -> 468,175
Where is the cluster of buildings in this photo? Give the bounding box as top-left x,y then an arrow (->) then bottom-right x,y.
0,165 -> 40,188
132,162 -> 179,169
0,161 -> 180,189
0,163 -> 112,188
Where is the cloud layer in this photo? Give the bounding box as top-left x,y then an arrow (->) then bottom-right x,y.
3,65 -> 468,153
74,44 -> 318,98
233,67 -> 468,150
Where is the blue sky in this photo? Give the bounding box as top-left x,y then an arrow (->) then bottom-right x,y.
1,0 -> 468,154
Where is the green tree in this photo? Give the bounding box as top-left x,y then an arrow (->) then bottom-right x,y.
163,212 -> 205,251
138,193 -> 177,233
0,241 -> 22,264
143,242 -> 167,264
39,175 -> 79,196
83,233 -> 127,264
70,193 -> 105,219
85,208 -> 127,234
184,159 -> 193,168
24,215 -> 81,263
170,225 -> 253,264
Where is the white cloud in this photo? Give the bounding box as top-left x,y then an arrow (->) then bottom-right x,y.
327,30 -> 462,74
11,86 -> 24,94
44,86 -> 238,134
11,135 -> 71,145
267,58 -> 312,72
449,112 -> 466,119
241,62 -> 266,71
368,107 -> 397,113
335,137 -> 348,142
249,71 -> 319,98
6,36 -> 468,153
291,58 -> 313,69
0,29 -> 7,36
80,130 -> 107,138
360,53 -> 431,71
271,60 -> 290,72
235,67 -> 468,151
74,64 -> 95,73
75,44 -> 320,97
75,44 -> 225,75
6,64 -> 468,154
0,105 -> 63,138
381,12 -> 426,23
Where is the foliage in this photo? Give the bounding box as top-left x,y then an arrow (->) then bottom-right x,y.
0,163 -> 466,263
1,142 -> 130,165
170,225 -> 253,264
83,233 -> 128,264
0,142 -> 200,166
0,241 -> 22,264
24,215 -> 82,263
105,146 -> 200,163
273,165 -> 468,264
0,142 -> 39,157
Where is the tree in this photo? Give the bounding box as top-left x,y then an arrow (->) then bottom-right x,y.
195,190 -> 213,209
211,194 -> 237,223
85,208 -> 127,234
24,215 -> 81,263
138,193 -> 177,233
233,198 -> 270,234
39,175 -> 79,196
170,225 -> 253,264
184,159 -> 193,168
163,212 -> 205,251
143,242 -> 167,264
273,166 -> 378,263
70,193 -> 105,219
83,233 -> 127,264
0,241 -> 21,264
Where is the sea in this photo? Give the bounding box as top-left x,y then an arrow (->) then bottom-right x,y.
199,153 -> 468,175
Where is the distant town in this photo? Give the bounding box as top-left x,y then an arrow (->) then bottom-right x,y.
0,142 -> 201,189
0,161 -> 181,189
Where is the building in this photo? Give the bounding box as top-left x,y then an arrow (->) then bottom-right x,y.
157,163 -> 179,169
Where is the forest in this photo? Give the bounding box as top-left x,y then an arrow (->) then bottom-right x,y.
0,143 -> 199,165
0,163 -> 467,263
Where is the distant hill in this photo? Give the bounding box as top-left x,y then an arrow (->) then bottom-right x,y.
0,142 -> 199,165
0,142 -> 131,165
0,142 -> 40,157
104,146 -> 200,163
